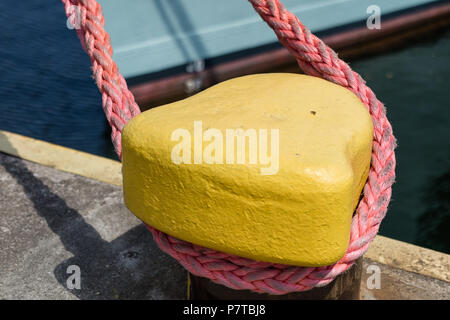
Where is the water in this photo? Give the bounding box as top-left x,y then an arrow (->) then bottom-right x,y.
0,1 -> 117,160
351,32 -> 450,253
0,1 -> 449,253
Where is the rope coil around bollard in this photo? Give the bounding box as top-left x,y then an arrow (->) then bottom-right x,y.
61,0 -> 396,294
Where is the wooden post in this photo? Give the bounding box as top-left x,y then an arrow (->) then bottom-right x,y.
189,257 -> 362,300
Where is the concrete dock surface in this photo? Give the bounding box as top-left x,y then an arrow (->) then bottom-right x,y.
0,152 -> 186,299
0,130 -> 449,300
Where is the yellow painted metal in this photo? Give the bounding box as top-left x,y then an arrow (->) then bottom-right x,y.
122,74 -> 373,266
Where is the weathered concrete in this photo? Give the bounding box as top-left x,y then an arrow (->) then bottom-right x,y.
0,152 -> 186,300
361,259 -> 450,300
0,130 -> 122,186
365,235 -> 450,283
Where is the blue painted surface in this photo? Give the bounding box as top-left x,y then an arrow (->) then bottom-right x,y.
99,0 -> 441,78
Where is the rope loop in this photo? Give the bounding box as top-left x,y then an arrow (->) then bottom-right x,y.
62,0 -> 396,294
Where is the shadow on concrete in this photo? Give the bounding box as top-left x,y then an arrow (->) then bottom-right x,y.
0,132 -> 186,299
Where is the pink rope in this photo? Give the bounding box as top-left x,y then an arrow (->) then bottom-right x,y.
62,0 -> 140,159
62,0 -> 396,294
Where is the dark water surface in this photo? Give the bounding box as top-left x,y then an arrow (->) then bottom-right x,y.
0,1 -> 116,160
351,31 -> 450,253
0,1 -> 449,253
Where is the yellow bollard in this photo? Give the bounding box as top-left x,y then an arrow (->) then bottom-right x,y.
122,73 -> 373,267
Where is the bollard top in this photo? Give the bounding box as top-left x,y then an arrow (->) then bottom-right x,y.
122,73 -> 373,266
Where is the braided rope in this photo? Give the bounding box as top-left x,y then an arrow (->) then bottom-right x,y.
62,0 -> 396,294
62,0 -> 140,159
